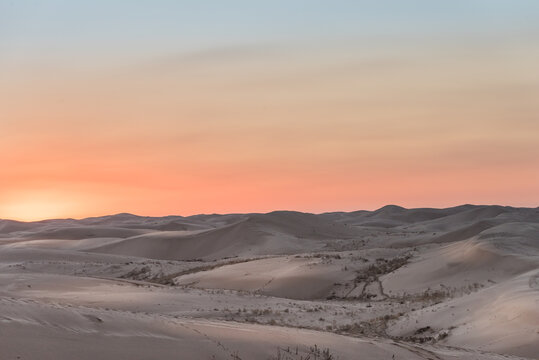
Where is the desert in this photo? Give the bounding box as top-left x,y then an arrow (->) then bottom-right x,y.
1,205 -> 537,359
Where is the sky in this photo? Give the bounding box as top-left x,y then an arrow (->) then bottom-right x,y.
1,1 -> 539,220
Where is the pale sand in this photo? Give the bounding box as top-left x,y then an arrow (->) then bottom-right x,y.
0,205 -> 537,359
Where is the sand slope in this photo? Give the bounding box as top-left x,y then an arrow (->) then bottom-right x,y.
1,205 -> 537,359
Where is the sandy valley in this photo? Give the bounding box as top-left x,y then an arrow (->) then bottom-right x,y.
1,205 -> 538,359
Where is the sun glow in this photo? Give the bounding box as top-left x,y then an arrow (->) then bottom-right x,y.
0,191 -> 86,221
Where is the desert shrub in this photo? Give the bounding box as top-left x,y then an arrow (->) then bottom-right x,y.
267,345 -> 336,360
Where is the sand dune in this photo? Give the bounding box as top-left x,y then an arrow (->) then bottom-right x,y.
387,269 -> 539,359
88,212 -> 357,260
1,205 -> 537,359
2,294 -> 510,360
0,271 -> 529,360
175,256 -> 355,300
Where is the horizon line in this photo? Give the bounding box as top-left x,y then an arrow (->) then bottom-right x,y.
2,203 -> 538,223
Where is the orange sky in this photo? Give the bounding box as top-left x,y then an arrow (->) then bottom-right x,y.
1,2 -> 539,220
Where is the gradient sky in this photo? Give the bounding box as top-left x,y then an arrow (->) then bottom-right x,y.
1,1 -> 539,220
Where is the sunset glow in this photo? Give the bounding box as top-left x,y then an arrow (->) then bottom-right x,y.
1,1 -> 539,220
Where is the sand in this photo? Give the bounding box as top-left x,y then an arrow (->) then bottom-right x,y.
0,205 -> 537,359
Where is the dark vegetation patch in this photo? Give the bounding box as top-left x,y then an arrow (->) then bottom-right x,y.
120,258 -> 260,285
